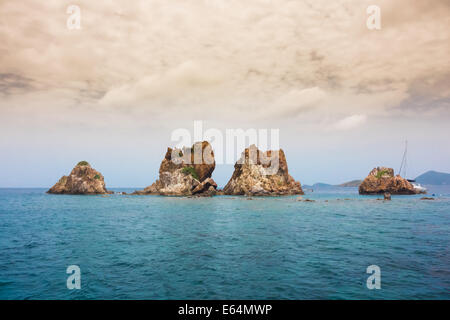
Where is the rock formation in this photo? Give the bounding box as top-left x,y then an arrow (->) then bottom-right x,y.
223,145 -> 304,196
48,161 -> 110,195
359,167 -> 424,195
134,141 -> 218,196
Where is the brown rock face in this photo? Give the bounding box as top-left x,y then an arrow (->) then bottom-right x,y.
359,167 -> 422,195
223,145 -> 304,196
48,162 -> 109,195
134,141 -> 218,196
192,178 -> 218,196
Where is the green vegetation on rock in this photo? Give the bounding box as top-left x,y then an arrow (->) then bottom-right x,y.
182,166 -> 200,181
376,170 -> 390,179
94,174 -> 101,180
77,161 -> 90,166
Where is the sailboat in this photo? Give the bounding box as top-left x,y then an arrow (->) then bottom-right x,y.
399,141 -> 427,193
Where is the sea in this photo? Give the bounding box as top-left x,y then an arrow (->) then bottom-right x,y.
0,186 -> 449,300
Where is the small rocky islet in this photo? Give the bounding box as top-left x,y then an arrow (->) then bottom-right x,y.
48,145 -> 425,197
47,161 -> 111,195
223,144 -> 303,196
359,167 -> 425,195
133,141 -> 218,197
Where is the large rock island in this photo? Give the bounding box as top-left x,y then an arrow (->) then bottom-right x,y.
359,167 -> 424,195
48,161 -> 110,195
134,141 -> 218,196
223,145 -> 304,196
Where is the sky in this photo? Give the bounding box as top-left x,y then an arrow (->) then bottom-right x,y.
0,0 -> 449,188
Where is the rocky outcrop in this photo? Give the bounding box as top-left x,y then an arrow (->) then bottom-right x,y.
134,141 -> 218,196
359,167 -> 423,195
48,161 -> 110,195
223,145 -> 304,196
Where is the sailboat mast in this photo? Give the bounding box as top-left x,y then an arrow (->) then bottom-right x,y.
399,140 -> 408,177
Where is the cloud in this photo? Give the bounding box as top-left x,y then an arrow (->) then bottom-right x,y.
333,114 -> 368,130
0,0 -> 448,130
98,61 -> 228,108
271,87 -> 326,117
0,73 -> 34,95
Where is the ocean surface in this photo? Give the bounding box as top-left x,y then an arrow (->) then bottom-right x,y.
0,186 -> 449,300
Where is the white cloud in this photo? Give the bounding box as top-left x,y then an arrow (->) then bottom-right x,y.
333,114 -> 368,130
0,0 -> 448,136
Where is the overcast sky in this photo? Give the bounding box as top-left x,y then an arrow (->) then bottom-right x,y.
0,0 -> 449,187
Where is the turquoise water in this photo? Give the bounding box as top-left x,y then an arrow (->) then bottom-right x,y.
0,187 -> 449,300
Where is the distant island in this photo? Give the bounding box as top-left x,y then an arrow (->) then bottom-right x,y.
302,183 -> 330,189
303,180 -> 363,189
338,180 -> 363,187
415,171 -> 450,185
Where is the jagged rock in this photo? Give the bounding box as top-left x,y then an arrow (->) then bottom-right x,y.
134,141 -> 218,196
359,167 -> 422,195
192,178 -> 217,195
47,161 -> 110,195
223,145 -> 304,196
